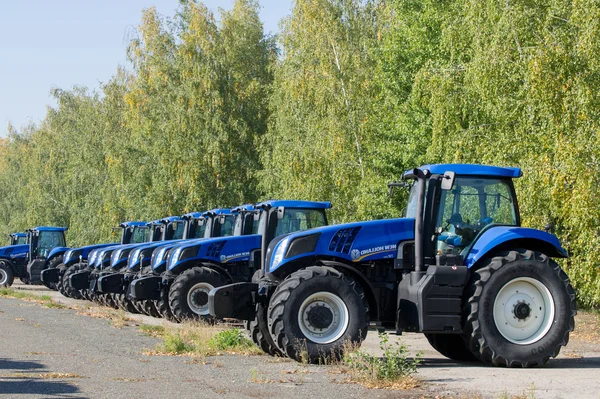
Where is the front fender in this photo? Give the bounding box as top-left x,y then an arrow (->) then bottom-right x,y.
48,247 -> 70,261
465,226 -> 568,268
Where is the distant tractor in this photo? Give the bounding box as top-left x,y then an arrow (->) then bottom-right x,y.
0,232 -> 30,287
0,227 -> 68,288
210,164 -> 576,367
40,221 -> 148,293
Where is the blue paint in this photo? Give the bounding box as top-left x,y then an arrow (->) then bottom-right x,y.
256,200 -> 332,209
268,218 -> 415,273
465,226 -> 567,267
403,164 -> 522,179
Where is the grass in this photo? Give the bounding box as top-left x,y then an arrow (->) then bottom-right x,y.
141,323 -> 262,357
340,333 -> 422,390
0,288 -> 66,309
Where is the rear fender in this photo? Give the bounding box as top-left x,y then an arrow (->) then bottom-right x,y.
465,226 -> 567,269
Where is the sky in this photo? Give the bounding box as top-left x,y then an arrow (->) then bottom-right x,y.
0,0 -> 292,137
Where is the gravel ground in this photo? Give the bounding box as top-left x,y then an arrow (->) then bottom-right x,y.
1,282 -> 599,399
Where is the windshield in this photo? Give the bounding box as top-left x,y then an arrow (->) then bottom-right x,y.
188,219 -> 207,239
36,231 -> 66,257
275,209 -> 326,236
171,222 -> 185,240
405,183 -> 419,218
217,215 -> 235,237
436,177 -> 517,254
131,227 -> 148,244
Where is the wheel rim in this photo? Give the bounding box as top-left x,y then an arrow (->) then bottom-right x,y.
493,277 -> 555,345
187,282 -> 214,315
0,269 -> 7,285
298,291 -> 349,344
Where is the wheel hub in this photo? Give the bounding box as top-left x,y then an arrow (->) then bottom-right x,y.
0,269 -> 6,285
187,282 -> 214,316
513,301 -> 531,321
493,277 -> 555,345
297,291 -> 350,344
306,304 -> 334,329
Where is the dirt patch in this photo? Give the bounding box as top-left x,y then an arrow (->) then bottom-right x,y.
571,311 -> 600,344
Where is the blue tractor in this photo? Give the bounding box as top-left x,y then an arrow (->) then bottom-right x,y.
47,221 -> 148,298
0,233 -> 30,287
132,200 -> 330,324
24,227 -> 69,286
209,164 -> 576,367
100,209 -> 237,317
66,218 -> 178,308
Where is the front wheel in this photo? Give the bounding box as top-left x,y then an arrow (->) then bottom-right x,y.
463,250 -> 576,367
268,266 -> 369,364
60,264 -> 86,299
0,262 -> 14,288
169,267 -> 229,322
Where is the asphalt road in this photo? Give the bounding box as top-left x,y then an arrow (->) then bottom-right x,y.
1,282 -> 599,399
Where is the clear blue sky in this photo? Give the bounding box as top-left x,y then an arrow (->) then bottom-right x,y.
0,0 -> 292,137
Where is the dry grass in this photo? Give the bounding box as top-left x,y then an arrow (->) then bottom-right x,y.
0,372 -> 85,379
140,322 -> 262,357
73,305 -> 135,329
0,288 -> 66,309
571,310 -> 600,343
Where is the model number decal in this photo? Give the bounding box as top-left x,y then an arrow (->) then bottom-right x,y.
350,245 -> 397,262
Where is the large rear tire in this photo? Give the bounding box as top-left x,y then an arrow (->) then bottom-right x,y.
424,333 -> 477,362
463,250 -> 576,367
268,266 -> 369,364
0,261 -> 14,288
169,267 -> 229,322
60,264 -> 86,299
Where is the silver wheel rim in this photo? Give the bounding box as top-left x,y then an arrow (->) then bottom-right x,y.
298,291 -> 349,344
187,282 -> 214,316
0,269 -> 7,285
493,277 -> 555,345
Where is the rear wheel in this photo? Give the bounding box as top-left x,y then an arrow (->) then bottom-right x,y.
60,264 -> 85,299
424,333 -> 477,362
169,267 -> 229,322
116,293 -> 139,314
155,287 -> 177,322
463,250 -> 576,367
268,266 -> 368,363
0,262 -> 14,288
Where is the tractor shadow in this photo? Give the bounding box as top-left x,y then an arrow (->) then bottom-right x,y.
0,357 -> 84,398
417,356 -> 600,369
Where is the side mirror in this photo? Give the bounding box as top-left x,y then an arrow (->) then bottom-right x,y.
253,211 -> 260,221
441,171 -> 456,191
277,207 -> 285,220
219,215 -> 225,224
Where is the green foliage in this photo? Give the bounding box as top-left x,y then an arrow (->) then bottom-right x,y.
1,0 -> 600,306
208,328 -> 255,350
344,332 -> 421,381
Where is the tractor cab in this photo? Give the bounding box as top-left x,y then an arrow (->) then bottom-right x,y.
9,233 -> 27,246
117,222 -> 149,245
25,227 -> 68,284
27,227 -> 67,262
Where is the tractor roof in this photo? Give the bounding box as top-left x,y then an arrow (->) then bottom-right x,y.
182,211 -> 205,219
405,164 -> 522,179
29,226 -> 68,232
256,200 -> 332,209
232,204 -> 255,212
10,232 -> 26,237
119,221 -> 147,228
204,209 -> 233,216
160,216 -> 182,224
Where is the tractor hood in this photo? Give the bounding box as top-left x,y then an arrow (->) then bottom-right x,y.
0,244 -> 29,259
167,235 -> 261,273
266,218 -> 415,274
63,243 -> 118,265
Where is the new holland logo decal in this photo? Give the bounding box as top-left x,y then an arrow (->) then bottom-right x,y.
350,245 -> 397,262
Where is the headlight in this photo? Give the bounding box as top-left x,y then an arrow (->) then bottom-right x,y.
155,247 -> 168,266
169,247 -> 183,268
64,250 -> 73,262
111,249 -> 123,266
271,237 -> 290,270
88,251 -> 97,266
130,248 -> 141,263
